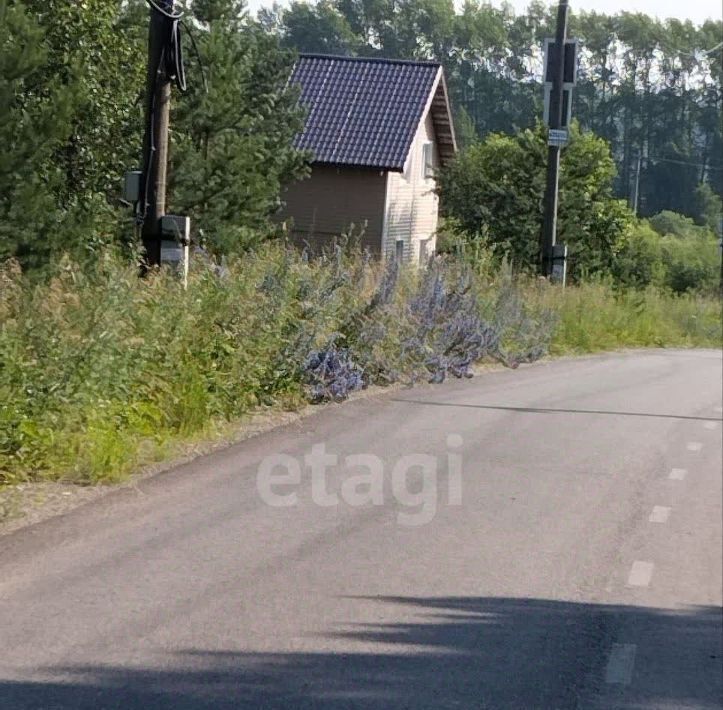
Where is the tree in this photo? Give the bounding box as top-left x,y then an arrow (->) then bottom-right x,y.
24,0 -> 145,206
1,0 -> 146,268
612,220 -> 664,289
267,1 -> 722,219
277,0 -> 361,55
0,0 -> 74,267
169,3 -> 310,253
694,182 -> 722,233
436,127 -> 546,268
660,230 -> 720,294
558,124 -> 633,277
437,122 -> 633,279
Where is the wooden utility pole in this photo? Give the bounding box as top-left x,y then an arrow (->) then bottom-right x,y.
541,0 -> 569,277
140,1 -> 174,267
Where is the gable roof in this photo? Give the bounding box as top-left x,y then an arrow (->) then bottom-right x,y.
290,54 -> 457,172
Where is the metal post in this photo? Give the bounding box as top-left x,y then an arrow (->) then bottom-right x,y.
541,0 -> 569,277
140,1 -> 173,267
631,153 -> 642,216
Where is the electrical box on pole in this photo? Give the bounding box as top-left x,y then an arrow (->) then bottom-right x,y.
123,0 -> 192,275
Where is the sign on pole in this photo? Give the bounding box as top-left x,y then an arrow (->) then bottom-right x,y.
543,39 -> 579,86
548,128 -> 569,147
543,38 -> 578,129
543,85 -> 573,128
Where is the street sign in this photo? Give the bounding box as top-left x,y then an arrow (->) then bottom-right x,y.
548,128 -> 569,147
543,37 -> 578,129
543,85 -> 573,128
544,38 -> 579,87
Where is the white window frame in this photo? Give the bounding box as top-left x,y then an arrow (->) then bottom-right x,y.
422,141 -> 434,179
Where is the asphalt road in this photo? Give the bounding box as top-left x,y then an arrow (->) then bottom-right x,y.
1,350 -> 721,709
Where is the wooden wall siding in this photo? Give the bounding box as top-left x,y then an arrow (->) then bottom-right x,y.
383,112 -> 440,264
280,165 -> 387,254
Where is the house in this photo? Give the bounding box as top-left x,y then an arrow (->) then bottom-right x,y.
280,54 -> 457,264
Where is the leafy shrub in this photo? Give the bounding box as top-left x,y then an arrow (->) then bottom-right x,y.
2,243 -> 717,488
661,233 -> 720,295
649,210 -> 703,239
437,122 -> 634,280
0,246 -> 552,484
612,221 -> 665,289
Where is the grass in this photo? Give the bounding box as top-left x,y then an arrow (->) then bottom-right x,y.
0,247 -> 719,489
534,280 -> 720,354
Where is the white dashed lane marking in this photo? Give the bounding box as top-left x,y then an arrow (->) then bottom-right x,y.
669,468 -> 687,480
605,643 -> 637,685
649,506 -> 671,523
714,406 -> 722,413
627,561 -> 654,587
703,421 -> 718,430
686,442 -> 702,452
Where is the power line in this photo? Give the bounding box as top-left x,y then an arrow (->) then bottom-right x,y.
144,0 -> 184,21
659,39 -> 723,59
647,155 -> 723,171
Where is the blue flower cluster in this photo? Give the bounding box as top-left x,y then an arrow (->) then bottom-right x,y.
299,255 -> 553,402
303,343 -> 366,402
404,264 -> 502,383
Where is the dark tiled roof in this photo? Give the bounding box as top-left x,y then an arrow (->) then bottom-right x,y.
291,54 -> 442,171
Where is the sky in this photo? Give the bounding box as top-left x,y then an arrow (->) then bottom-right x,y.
247,0 -> 722,26
530,0 -> 721,25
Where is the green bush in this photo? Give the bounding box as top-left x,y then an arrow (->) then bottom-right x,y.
1,245 -> 719,488
437,122 -> 634,280
649,210 -> 711,239
0,245 -> 549,485
612,221 -> 665,289
642,210 -> 720,294
661,233 -> 720,295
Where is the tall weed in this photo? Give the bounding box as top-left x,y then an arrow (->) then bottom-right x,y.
0,245 -> 718,486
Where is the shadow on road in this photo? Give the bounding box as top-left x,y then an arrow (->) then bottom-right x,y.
1,597 -> 721,709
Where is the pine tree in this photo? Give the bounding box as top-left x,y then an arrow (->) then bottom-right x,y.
0,0 -> 74,267
23,0 -> 145,204
1,0 -> 146,268
170,1 -> 310,253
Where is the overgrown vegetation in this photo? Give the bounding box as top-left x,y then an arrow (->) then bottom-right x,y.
614,212 -> 721,294
1,0 -> 309,268
0,245 -> 547,485
437,125 -> 721,293
437,123 -> 632,279
1,246 -> 719,487
0,1 -> 720,496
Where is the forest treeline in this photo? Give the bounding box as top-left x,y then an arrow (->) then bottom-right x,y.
0,0 -> 720,273
263,0 -> 722,220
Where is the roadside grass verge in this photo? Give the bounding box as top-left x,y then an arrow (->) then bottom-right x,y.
533,280 -> 720,353
0,247 -> 719,489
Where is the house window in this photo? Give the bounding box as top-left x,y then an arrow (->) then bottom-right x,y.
395,239 -> 405,263
418,238 -> 431,265
422,142 -> 434,179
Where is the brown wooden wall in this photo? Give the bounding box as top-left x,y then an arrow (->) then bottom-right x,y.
279,165 -> 387,255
